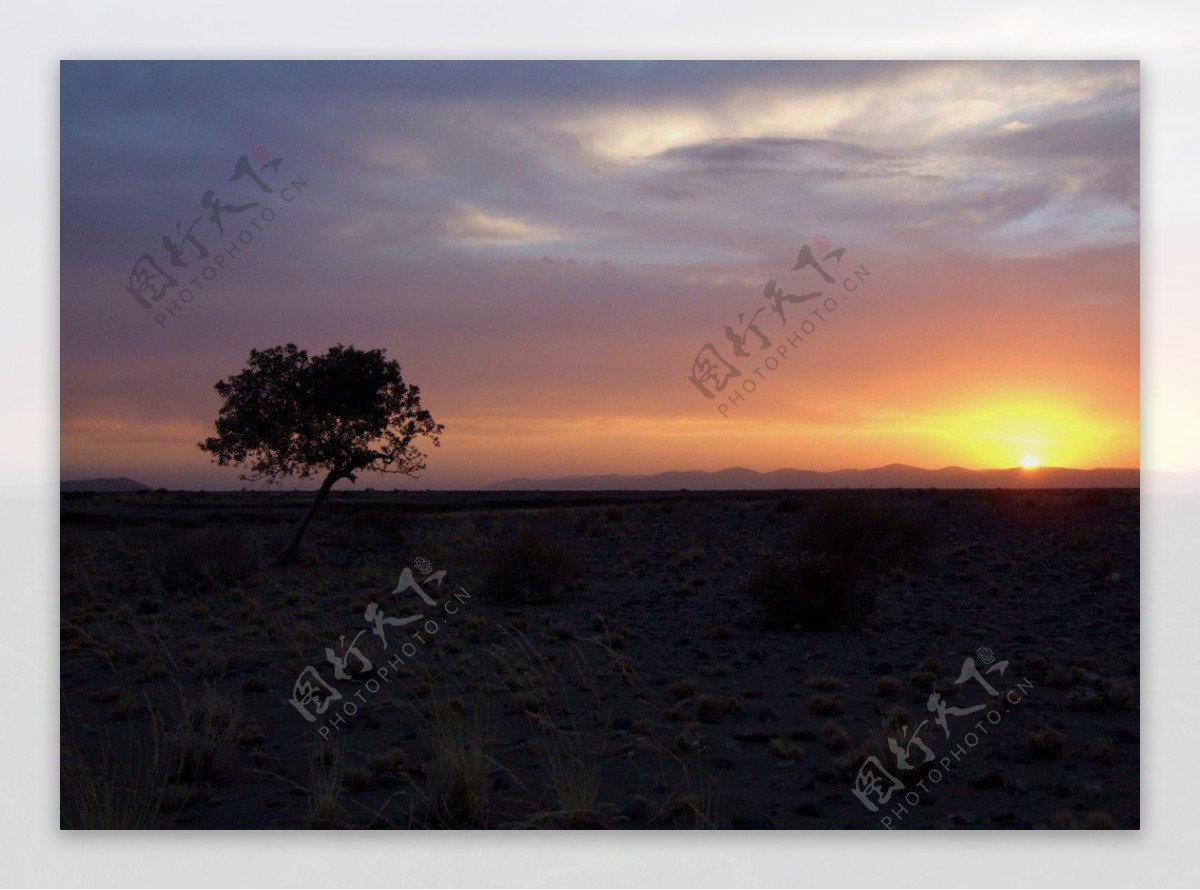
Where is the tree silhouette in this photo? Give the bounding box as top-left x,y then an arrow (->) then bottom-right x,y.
199,343 -> 444,565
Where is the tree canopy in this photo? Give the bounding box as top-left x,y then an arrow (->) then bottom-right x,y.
199,343 -> 443,563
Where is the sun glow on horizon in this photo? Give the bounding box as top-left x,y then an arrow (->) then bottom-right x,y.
1020,454 -> 1041,470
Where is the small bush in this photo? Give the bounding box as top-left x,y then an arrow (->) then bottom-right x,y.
1039,811 -> 1078,830
1083,811 -> 1119,829
909,671 -> 938,692
669,678 -> 699,701
482,527 -> 582,604
60,725 -> 165,829
1029,727 -> 1066,759
418,699 -> 493,828
1037,810 -> 1118,830
802,495 -> 935,571
167,685 -> 242,784
824,722 -> 851,752
695,694 -> 744,724
875,676 -> 901,697
1090,740 -> 1114,765
807,694 -> 842,716
1102,677 -> 1136,709
883,706 -> 911,730
743,551 -> 870,630
769,738 -> 805,760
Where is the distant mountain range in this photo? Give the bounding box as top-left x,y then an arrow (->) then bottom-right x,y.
485,464 -> 1139,491
61,477 -> 151,492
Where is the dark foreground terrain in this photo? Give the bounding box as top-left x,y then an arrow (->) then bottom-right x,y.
60,487 -> 1139,829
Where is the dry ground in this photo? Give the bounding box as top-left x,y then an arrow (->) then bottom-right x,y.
60,487 -> 1139,829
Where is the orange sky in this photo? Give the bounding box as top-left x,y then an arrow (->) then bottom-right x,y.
60,62 -> 1139,488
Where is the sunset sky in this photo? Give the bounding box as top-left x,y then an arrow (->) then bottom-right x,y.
59,60 -> 1140,489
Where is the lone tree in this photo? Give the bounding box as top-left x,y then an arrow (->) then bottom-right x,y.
199,343 -> 444,565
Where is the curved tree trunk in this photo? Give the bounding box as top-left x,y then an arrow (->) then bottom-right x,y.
273,468 -> 344,566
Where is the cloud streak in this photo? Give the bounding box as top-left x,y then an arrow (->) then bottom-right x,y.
60,61 -> 1139,487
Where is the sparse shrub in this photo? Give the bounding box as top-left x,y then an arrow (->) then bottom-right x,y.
482,527 -> 582,604
342,766 -> 372,792
514,688 -> 551,715
613,656 -> 637,686
465,612 -> 487,642
1067,688 -> 1105,711
238,722 -> 265,747
159,782 -> 192,815
808,694 -> 842,716
663,790 -> 721,829
1039,811 -> 1078,829
883,705 -> 911,731
1044,666 -> 1074,688
742,551 -> 870,630
801,494 -> 935,571
674,722 -> 704,755
1037,810 -> 1118,830
1103,677 -> 1136,709
1029,727 -> 1066,759
824,722 -> 851,752
539,744 -> 602,829
308,742 -> 343,828
166,684 -> 242,784
61,723 -> 166,829
111,689 -> 135,721
836,711 -> 939,782
602,629 -> 626,649
695,694 -> 744,724
909,671 -> 938,692
669,678 -> 698,701
769,737 -> 804,760
367,749 -> 406,776
875,676 -> 901,697
1083,811 -> 1118,829
631,718 -> 655,737
418,699 -> 493,828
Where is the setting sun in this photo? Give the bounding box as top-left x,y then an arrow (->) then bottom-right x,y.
1020,455 -> 1041,470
